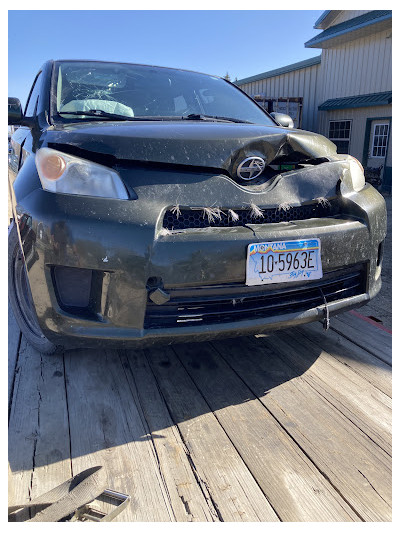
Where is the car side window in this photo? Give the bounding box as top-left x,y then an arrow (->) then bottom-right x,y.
25,71 -> 43,117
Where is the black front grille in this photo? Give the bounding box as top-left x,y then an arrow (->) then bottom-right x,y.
144,266 -> 366,329
163,200 -> 340,231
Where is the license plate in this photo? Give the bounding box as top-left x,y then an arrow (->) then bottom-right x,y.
246,238 -> 322,286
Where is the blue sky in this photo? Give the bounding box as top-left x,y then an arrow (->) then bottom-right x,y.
9,10 -> 323,106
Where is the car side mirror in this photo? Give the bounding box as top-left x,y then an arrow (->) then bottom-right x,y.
270,112 -> 294,129
8,97 -> 23,126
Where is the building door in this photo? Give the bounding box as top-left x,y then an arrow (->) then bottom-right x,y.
367,119 -> 390,171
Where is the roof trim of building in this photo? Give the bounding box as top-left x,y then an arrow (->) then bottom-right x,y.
318,91 -> 392,111
305,10 -> 392,48
235,56 -> 321,86
313,10 -> 342,29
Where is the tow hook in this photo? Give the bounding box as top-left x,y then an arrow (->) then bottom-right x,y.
149,287 -> 171,305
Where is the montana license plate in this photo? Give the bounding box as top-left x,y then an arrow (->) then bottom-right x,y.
246,239 -> 322,286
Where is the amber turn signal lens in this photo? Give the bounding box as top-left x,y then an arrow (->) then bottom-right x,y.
348,155 -> 364,172
41,153 -> 66,180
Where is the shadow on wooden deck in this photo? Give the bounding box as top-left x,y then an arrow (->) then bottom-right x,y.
8,309 -> 392,522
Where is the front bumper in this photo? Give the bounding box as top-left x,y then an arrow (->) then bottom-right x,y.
16,182 -> 386,348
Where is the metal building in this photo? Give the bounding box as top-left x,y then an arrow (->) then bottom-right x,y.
236,56 -> 322,132
236,10 -> 392,191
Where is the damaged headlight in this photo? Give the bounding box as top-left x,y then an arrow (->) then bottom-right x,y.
340,155 -> 366,193
35,147 -> 128,199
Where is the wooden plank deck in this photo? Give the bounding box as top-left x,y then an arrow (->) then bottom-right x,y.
8,309 -> 392,522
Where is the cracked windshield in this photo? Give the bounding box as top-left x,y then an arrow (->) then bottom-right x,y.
55,61 -> 275,125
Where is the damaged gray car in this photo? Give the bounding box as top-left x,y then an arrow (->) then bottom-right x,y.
8,60 -> 386,353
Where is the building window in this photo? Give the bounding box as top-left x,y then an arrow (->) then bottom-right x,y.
372,123 -> 389,158
328,120 -> 352,154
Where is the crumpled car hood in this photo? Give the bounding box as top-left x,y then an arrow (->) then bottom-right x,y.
45,121 -> 341,175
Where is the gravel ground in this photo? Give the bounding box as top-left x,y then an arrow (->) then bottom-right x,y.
356,194 -> 392,330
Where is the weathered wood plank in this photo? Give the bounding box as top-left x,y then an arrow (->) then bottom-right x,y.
145,345 -> 279,522
212,335 -> 391,521
8,309 -> 392,522
64,348 -> 175,522
8,338 -> 71,521
120,349 -> 217,521
173,341 -> 359,522
8,339 -> 37,521
8,306 -> 21,407
297,322 -> 392,397
330,312 -> 391,365
272,328 -> 391,456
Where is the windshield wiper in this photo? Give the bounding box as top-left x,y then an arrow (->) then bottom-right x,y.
57,110 -> 253,124
57,110 -> 152,121
184,113 -> 252,124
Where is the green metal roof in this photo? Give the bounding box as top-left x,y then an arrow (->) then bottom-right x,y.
236,56 -> 321,86
305,10 -> 392,48
318,91 -> 392,111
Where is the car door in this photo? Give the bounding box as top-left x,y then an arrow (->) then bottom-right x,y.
8,71 -> 43,221
8,126 -> 28,178
9,70 -> 43,177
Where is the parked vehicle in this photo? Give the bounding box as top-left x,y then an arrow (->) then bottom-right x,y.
8,60 -> 386,353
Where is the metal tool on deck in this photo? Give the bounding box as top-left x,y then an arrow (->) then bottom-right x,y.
71,489 -> 131,522
8,466 -> 131,522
